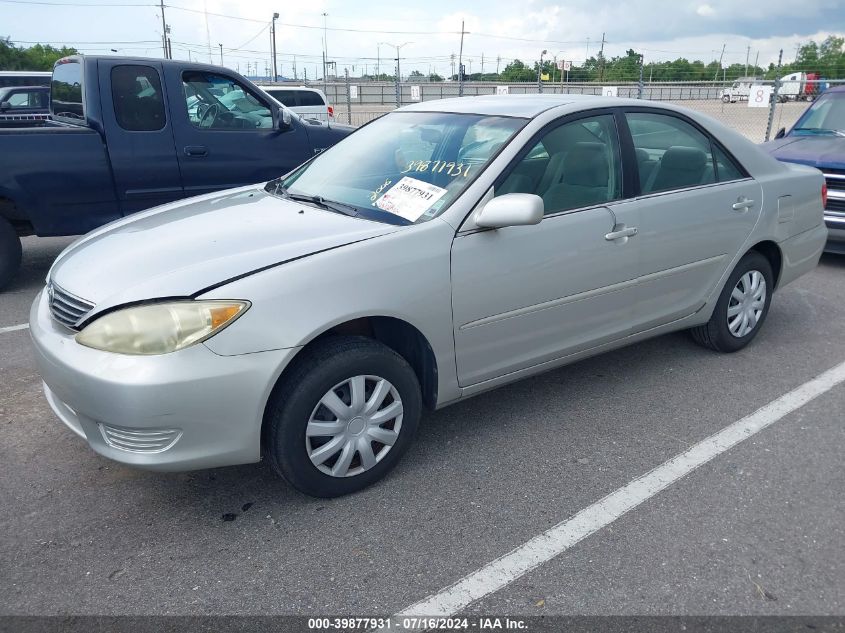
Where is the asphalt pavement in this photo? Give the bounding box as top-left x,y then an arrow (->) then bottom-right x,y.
0,236 -> 843,621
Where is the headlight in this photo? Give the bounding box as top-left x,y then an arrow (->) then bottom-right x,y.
75,300 -> 249,355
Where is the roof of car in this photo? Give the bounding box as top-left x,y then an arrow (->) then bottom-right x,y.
398,94 -> 644,117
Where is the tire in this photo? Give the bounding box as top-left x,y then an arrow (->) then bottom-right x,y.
721,95 -> 730,103
264,336 -> 422,497
690,251 -> 773,353
0,217 -> 22,291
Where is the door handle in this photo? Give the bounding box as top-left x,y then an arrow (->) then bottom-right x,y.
732,197 -> 754,210
605,226 -> 638,241
183,145 -> 209,157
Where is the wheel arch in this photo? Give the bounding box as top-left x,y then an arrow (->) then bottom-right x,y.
260,315 -> 439,449
747,240 -> 783,289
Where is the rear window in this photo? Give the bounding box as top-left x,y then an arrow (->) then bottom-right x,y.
51,60 -> 84,120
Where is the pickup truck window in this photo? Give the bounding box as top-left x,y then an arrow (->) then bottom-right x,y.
51,60 -> 83,119
182,71 -> 273,130
111,65 -> 166,132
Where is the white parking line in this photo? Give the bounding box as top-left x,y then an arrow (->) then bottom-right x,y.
392,359 -> 845,620
0,323 -> 29,334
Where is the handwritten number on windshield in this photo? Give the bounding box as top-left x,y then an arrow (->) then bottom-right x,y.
401,160 -> 470,178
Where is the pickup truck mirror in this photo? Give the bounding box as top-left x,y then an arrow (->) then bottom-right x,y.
0,101 -> 10,112
775,127 -> 786,139
275,106 -> 292,131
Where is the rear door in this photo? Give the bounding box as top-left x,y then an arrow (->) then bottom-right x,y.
616,108 -> 762,331
98,60 -> 184,214
167,69 -> 314,196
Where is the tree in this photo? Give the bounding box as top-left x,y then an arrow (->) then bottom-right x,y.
0,38 -> 78,71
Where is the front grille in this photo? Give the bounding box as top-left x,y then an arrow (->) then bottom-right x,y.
98,424 -> 182,453
48,282 -> 95,329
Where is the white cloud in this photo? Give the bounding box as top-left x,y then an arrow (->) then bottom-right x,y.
697,4 -> 716,17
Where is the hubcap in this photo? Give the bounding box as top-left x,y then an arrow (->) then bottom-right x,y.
305,375 -> 403,478
727,270 -> 766,338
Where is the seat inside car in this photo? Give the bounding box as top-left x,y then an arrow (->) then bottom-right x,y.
542,142 -> 609,211
643,145 -> 710,193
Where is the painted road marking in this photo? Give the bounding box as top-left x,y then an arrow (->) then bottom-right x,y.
390,359 -> 845,621
0,323 -> 29,334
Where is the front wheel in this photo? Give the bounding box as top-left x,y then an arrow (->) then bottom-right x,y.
721,94 -> 730,103
265,336 -> 422,497
690,251 -> 773,353
0,217 -> 22,291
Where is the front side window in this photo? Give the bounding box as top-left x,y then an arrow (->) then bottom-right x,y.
183,71 -> 272,130
496,113 -> 623,214
111,65 -> 165,131
7,91 -> 33,107
269,111 -> 525,225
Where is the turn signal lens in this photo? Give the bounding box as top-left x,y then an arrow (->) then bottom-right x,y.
76,300 -> 249,355
822,181 -> 828,209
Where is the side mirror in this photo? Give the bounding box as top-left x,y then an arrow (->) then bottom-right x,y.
775,127 -> 786,139
275,106 -> 292,131
475,193 -> 543,229
0,101 -> 9,112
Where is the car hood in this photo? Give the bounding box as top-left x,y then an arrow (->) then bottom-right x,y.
49,186 -> 399,313
760,135 -> 845,170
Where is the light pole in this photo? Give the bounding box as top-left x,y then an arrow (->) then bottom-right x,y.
380,41 -> 412,108
537,49 -> 547,93
321,11 -> 329,93
218,43 -> 223,66
271,12 -> 279,82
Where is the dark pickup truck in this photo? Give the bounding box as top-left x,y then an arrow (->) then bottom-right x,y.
0,55 -> 353,288
762,85 -> 845,253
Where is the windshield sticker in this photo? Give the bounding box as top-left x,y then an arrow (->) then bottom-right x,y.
375,177 -> 448,222
401,160 -> 471,178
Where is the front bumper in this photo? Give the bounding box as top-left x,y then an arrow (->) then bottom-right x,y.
824,215 -> 845,254
29,289 -> 297,471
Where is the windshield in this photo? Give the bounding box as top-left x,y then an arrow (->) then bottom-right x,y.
792,92 -> 845,136
268,111 -> 525,225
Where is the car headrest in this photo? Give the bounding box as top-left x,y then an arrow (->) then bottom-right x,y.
562,142 -> 609,187
660,146 -> 707,172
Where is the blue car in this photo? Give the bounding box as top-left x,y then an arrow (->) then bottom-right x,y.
762,86 -> 845,253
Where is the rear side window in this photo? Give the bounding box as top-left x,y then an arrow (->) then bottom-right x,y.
51,60 -> 83,119
297,90 -> 325,106
712,144 -> 745,182
626,112 -> 716,193
111,65 -> 166,131
266,89 -> 297,107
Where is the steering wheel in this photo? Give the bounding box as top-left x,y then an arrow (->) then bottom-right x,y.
199,103 -> 221,128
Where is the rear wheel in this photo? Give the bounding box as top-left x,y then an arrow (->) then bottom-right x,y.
690,251 -> 773,353
0,217 -> 22,291
265,336 -> 422,497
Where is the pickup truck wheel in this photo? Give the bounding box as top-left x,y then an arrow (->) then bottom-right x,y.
0,217 -> 22,290
721,94 -> 730,103
265,336 -> 422,497
690,251 -> 773,353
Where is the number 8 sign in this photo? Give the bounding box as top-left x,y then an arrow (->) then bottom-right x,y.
748,85 -> 772,108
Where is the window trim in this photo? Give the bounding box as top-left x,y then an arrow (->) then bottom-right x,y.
110,64 -> 167,133
490,107 -> 627,219
181,70 -> 275,132
619,106 -> 751,198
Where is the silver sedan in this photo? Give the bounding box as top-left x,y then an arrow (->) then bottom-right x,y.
30,95 -> 827,497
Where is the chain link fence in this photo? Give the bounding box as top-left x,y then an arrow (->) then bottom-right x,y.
281,78 -> 844,143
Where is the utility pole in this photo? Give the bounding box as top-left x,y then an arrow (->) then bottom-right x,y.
745,45 -> 750,77
159,0 -> 169,59
765,49 -> 784,142
481,52 -> 484,76
458,20 -> 465,96
496,55 -> 501,76
321,12 -> 329,88
537,49 -> 547,92
714,43 -> 725,81
271,12 -> 279,81
597,32 -> 606,81
218,43 -> 223,66
450,53 -> 456,80
754,51 -> 759,75
638,52 -> 644,99
293,54 -> 297,80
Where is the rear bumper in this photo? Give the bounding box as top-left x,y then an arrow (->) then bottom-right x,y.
30,288 -> 296,472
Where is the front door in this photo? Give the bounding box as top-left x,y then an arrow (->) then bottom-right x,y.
167,69 -> 313,196
451,112 -> 641,387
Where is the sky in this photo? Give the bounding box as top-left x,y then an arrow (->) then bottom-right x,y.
3,0 -> 845,79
